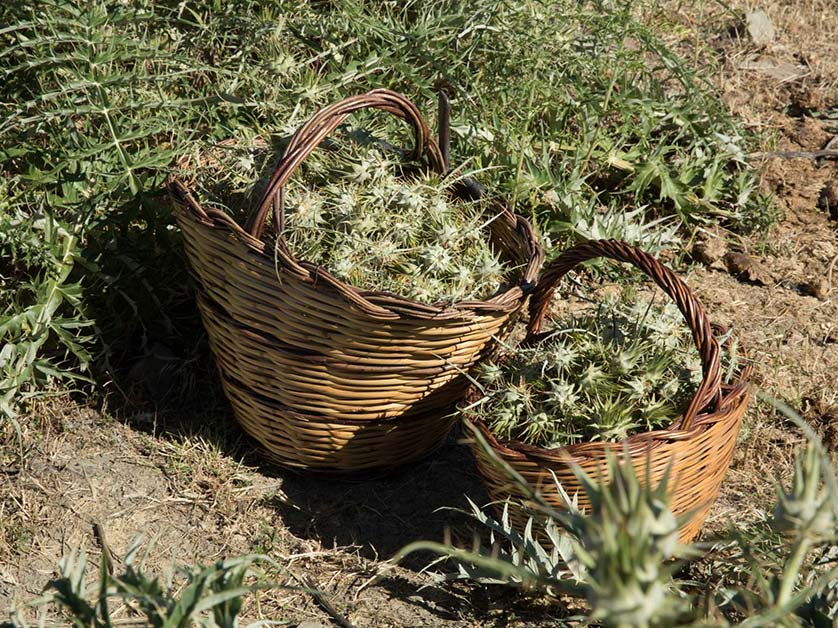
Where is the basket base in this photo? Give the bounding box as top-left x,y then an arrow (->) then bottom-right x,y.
470,383 -> 752,545
221,375 -> 459,473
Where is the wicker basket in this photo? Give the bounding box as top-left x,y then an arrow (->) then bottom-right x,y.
469,239 -> 752,542
168,89 -> 543,472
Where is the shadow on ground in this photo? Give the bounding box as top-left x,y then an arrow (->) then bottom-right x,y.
114,377 -> 490,566
265,428 -> 490,562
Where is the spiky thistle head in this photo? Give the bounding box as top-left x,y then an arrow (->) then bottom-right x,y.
568,458 -> 685,628
771,443 -> 837,540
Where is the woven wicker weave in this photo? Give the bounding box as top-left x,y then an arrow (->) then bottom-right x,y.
168,89 -> 543,471
469,239 -> 752,542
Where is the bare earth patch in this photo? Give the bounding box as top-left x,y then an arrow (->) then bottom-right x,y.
2,1 -> 837,625
655,0 -> 838,532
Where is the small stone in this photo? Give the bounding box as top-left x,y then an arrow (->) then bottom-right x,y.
691,231 -> 727,268
297,622 -> 328,628
745,264 -> 775,287
739,55 -> 807,82
724,251 -> 753,275
724,251 -> 774,286
746,10 -> 776,46
801,278 -> 829,301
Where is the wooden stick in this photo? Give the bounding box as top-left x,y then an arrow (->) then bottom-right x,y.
748,148 -> 838,160
289,571 -> 358,628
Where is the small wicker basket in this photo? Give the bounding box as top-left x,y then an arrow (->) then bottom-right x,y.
469,239 -> 752,542
168,89 -> 543,472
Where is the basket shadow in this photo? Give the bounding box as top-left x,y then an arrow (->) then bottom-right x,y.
265,426 -> 490,563
106,377 -> 491,571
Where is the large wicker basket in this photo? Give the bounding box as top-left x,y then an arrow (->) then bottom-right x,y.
168,89 -> 543,472
469,239 -> 752,542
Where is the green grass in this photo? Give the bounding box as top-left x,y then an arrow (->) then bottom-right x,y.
9,543 -> 284,628
0,0 -> 773,417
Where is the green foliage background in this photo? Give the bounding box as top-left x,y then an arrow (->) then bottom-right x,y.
0,0 -> 773,415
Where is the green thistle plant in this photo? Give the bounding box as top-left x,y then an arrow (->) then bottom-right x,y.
469,298 -> 731,449
10,541 -> 285,628
401,403 -> 837,627
771,443 -> 837,541
397,444 -> 688,626
565,462 -> 686,628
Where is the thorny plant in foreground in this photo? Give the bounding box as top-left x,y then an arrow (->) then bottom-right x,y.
467,296 -> 737,448
399,400 -> 838,627
8,542 -> 285,628
192,139 -> 509,304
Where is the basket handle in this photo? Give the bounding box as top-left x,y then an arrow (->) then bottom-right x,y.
525,239 -> 722,431
244,89 -> 446,240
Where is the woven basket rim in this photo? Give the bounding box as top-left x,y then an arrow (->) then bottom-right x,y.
467,367 -> 753,465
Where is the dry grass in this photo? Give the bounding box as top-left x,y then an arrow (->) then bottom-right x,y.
2,0 -> 837,625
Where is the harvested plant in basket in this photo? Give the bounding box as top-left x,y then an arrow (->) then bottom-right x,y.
467,239 -> 752,542
188,140 -> 510,305
167,89 -> 543,472
470,296 -> 737,449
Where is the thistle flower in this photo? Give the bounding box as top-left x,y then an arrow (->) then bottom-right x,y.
476,249 -> 505,279
409,282 -> 435,303
502,382 -> 532,411
579,363 -> 607,392
547,380 -> 579,411
422,243 -> 452,272
331,254 -> 355,278
288,195 -> 324,228
610,349 -> 632,375
624,377 -> 649,399
436,222 -> 461,247
427,197 -> 449,221
471,298 -> 737,449
546,344 -> 578,370
348,157 -> 374,182
350,213 -> 378,237
659,378 -> 680,399
397,186 -> 425,211
453,265 -> 474,288
372,154 -> 394,180
592,396 -> 639,442
237,152 -> 255,172
370,238 -> 400,265
569,460 -> 685,628
329,187 -> 357,217
476,362 -> 503,385
771,443 -> 836,540
524,411 -> 557,444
